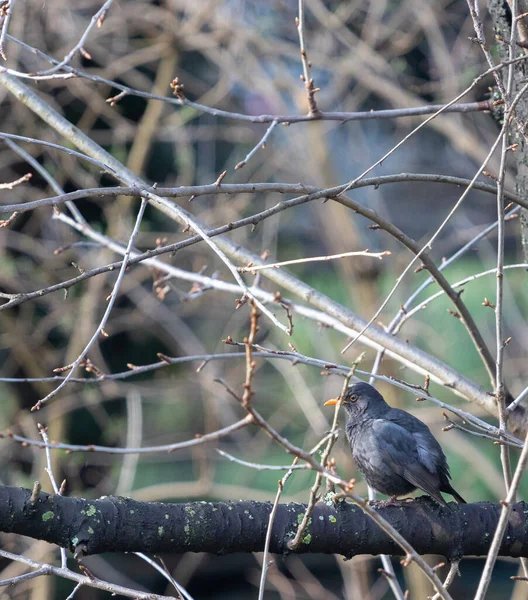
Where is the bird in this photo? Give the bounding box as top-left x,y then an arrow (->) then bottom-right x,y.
324,381 -> 466,507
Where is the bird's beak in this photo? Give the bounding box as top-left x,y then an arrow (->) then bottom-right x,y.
324,397 -> 339,406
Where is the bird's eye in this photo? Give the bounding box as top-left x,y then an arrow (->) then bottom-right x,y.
350,394 -> 358,402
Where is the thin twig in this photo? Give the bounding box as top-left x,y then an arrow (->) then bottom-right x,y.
508,384 -> 528,413
65,583 -> 83,600
33,0 -> 114,76
473,432 -> 528,600
134,553 -> 194,600
38,423 -> 67,567
31,198 -> 148,410
216,449 -> 312,471
0,0 -> 15,60
442,415 -> 521,447
4,137 -> 86,224
494,0 -> 519,493
342,119 -> 507,390
397,264 -> 528,326
1,175 -> 525,217
0,131 -> 119,178
0,549 -> 174,599
0,567 -> 51,587
258,461 -> 297,600
296,0 -> 320,116
288,355 -> 364,551
5,31 -> 523,124
239,250 -> 391,272
0,71 -> 503,414
5,415 -> 254,455
0,172 -> 30,189
235,120 -> 278,169
431,561 -> 460,600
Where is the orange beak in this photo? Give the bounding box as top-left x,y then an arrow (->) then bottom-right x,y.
324,397 -> 339,406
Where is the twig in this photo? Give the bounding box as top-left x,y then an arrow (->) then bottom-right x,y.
296,0 -> 320,116
0,72 -> 502,414
397,264 -> 528,326
65,583 -> 83,600
431,561 -> 460,600
5,31 -> 524,124
341,119 -> 507,391
473,432 -> 528,600
31,198 -> 148,410
367,206 -> 522,455
0,172 -> 30,189
258,461 -> 297,600
5,415 -> 254,455
38,423 -> 67,567
0,131 -> 118,178
0,567 -> 51,587
4,137 -> 86,224
0,234 -> 492,413
235,120 -> 278,169
33,0 -> 114,77
134,553 -> 194,600
1,175 -> 526,217
288,355 -> 364,551
239,250 -> 391,272
442,414 -> 521,447
390,206 -> 520,334
0,549 -> 174,599
0,210 -> 18,227
216,449 -> 312,471
508,384 -> 528,413
494,0 -> 519,492
0,0 -> 15,60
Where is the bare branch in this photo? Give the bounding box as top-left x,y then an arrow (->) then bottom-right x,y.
239,250 -> 391,273
0,549 -> 174,600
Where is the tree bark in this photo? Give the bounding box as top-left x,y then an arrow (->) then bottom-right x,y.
3,486 -> 528,560
489,0 -> 528,265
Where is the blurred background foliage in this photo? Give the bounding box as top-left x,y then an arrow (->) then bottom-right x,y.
1,0 -> 527,598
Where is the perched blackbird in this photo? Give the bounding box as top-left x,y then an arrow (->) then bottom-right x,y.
325,382 -> 466,507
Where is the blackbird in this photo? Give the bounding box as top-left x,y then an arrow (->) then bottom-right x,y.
325,382 -> 466,507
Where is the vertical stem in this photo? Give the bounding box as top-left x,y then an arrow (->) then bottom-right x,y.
495,0 -> 519,492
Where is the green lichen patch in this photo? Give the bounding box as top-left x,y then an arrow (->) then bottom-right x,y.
81,504 -> 97,517
296,514 -> 312,526
42,511 -> 54,522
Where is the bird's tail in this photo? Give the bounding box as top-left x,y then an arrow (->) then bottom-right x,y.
445,484 -> 466,504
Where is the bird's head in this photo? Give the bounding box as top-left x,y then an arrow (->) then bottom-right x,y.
324,381 -> 388,417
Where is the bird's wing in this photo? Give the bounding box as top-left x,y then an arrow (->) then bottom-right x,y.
371,418 -> 447,505
385,409 -> 451,479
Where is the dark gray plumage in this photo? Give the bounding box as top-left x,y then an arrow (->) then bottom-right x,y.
326,382 -> 466,507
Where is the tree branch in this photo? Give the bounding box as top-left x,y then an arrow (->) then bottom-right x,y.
2,486 -> 528,560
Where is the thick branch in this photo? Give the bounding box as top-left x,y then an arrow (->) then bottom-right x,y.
3,486 -> 528,560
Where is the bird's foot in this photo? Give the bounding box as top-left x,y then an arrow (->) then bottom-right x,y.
369,496 -> 412,507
